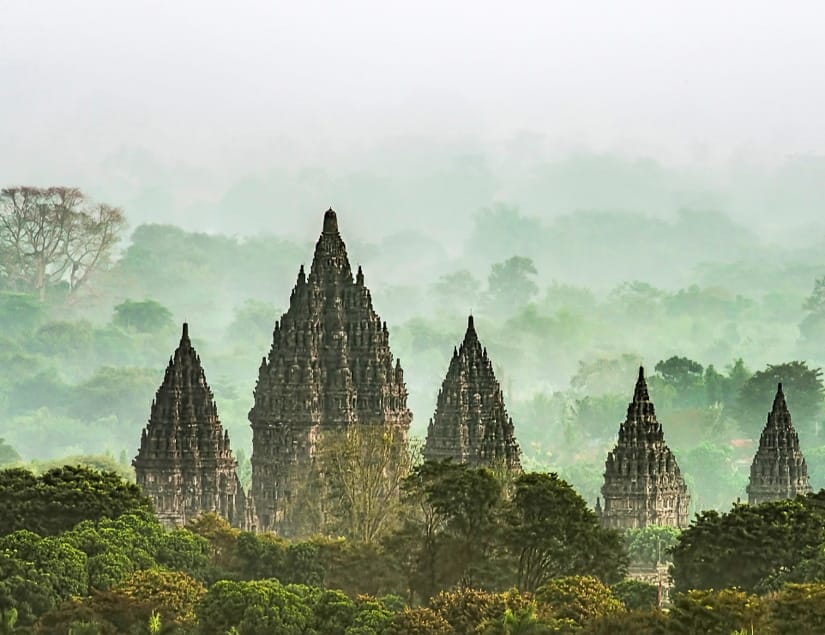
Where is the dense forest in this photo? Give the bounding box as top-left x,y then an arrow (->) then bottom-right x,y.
3,187 -> 825,632
1,189 -> 824,514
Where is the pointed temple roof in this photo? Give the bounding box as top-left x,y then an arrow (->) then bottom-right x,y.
250,208 -> 411,532
600,366 -> 690,529
423,315 -> 521,471
747,383 -> 811,505
134,324 -> 250,528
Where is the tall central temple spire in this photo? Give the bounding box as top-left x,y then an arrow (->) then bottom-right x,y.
747,383 -> 811,505
599,366 -> 690,529
249,209 -> 411,533
423,315 -> 521,471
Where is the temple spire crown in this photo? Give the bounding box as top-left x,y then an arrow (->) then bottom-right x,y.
633,366 -> 650,402
323,208 -> 338,234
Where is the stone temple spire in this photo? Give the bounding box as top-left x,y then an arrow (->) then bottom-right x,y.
599,366 -> 690,529
134,324 -> 252,529
249,208 -> 411,533
423,315 -> 521,471
747,383 -> 812,505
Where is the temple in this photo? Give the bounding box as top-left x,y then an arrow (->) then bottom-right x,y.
133,324 -> 253,529
599,367 -> 690,529
747,383 -> 812,505
249,208 -> 412,533
423,316 -> 521,471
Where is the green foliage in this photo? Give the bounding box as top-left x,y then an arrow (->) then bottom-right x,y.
0,292 -> 46,337
671,494 -> 825,593
766,582 -> 825,634
654,356 -> 704,408
391,461 -> 503,602
503,472 -> 627,591
27,454 -> 134,482
734,361 -> 824,440
0,466 -> 152,536
624,526 -> 680,567
487,257 -> 539,309
385,607 -> 455,635
587,608 -> 669,634
610,579 -> 658,611
115,568 -> 205,626
0,439 -> 20,467
431,270 -> 481,314
675,442 -> 747,512
195,579 -> 314,634
0,530 -> 88,626
112,299 -> 174,334
534,575 -> 624,627
668,588 -> 764,634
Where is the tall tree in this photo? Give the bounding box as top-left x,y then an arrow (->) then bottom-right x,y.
487,257 -> 539,309
503,473 -> 627,592
670,493 -> 825,593
0,187 -> 126,301
317,424 -> 414,544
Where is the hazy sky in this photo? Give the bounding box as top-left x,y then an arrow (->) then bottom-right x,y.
2,1 -> 825,236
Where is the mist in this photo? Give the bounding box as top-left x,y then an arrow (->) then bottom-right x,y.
3,1 -> 825,242
3,0 -> 825,520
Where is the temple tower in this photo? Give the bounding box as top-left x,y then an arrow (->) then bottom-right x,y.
423,316 -> 521,471
134,324 -> 252,529
599,367 -> 690,530
747,383 -> 812,505
249,209 -> 412,532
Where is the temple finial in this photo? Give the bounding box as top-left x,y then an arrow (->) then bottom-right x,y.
181,322 -> 190,343
633,366 -> 649,402
323,208 -> 338,234
772,382 -> 787,412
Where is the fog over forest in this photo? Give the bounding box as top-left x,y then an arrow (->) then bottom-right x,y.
3,0 -> 825,518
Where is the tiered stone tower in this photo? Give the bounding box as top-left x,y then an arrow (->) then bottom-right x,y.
599,367 -> 690,530
249,209 -> 412,532
134,324 -> 252,529
747,383 -> 812,505
423,316 -> 521,471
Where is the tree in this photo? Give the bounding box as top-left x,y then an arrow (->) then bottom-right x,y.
534,576 -> 624,628
113,568 -> 206,626
670,494 -> 825,593
195,579 -> 314,635
388,462 -> 503,603
767,583 -> 825,634
487,257 -> 539,309
503,473 -> 627,592
0,439 -> 20,467
668,589 -> 764,634
653,356 -> 704,407
0,466 -> 152,536
112,299 -> 173,334
800,276 -> 825,347
675,442 -> 746,512
318,424 -> 413,543
734,361 -> 824,440
431,270 -> 481,314
610,580 -> 658,611
0,187 -> 126,301
385,607 -> 455,635
623,526 -> 680,567
0,531 -> 88,626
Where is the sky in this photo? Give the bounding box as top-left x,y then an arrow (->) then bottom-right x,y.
2,0 -> 825,238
